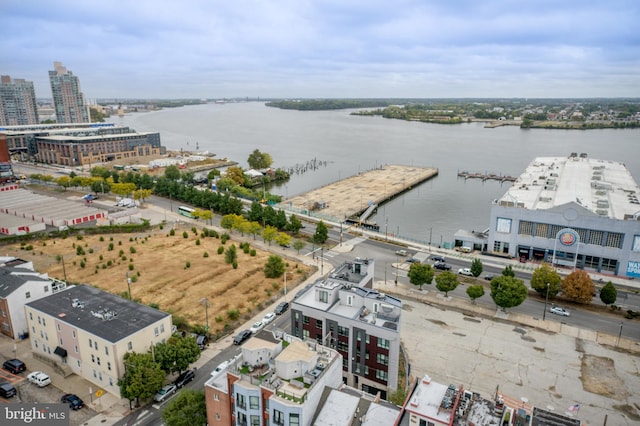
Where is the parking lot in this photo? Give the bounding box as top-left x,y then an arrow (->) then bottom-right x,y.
396,292 -> 640,425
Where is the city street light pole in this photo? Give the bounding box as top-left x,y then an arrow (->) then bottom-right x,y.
199,298 -> 210,332
283,272 -> 288,301
617,321 -> 624,347
395,255 -> 399,286
542,283 -> 550,320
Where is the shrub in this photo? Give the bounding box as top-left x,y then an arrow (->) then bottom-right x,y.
250,249 -> 256,256
195,239 -> 200,246
227,309 -> 240,320
169,229 -> 175,236
110,237 -> 114,241
129,246 -> 136,254
185,261 -> 191,269
56,255 -> 62,262
107,260 -> 113,267
99,236 -> 104,242
25,245 -> 34,251
76,246 -> 85,255
215,316 -> 223,323
121,256 -> 127,261
99,255 -> 103,261
108,243 -> 114,251
148,302 -> 160,310
118,241 -> 122,245
76,235 -> 83,240
203,252 -> 209,258
129,237 -> 134,242
88,248 -> 94,254
119,249 -> 124,257
128,264 -> 134,271
232,261 -> 238,269
243,245 -> 250,254
217,246 -> 224,255
130,275 -> 138,283
192,226 -> 197,234
182,231 -> 188,239
80,261 -> 86,268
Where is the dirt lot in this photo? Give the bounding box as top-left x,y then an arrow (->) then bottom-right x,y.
5,224 -> 311,333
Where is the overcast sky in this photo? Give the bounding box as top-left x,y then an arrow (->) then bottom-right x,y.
2,0 -> 639,99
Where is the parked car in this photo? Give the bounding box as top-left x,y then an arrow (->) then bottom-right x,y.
262,312 -> 276,324
550,306 -> 570,317
458,268 -> 474,276
249,321 -> 265,334
0,382 -> 16,398
174,369 -> 196,388
430,255 -> 446,263
2,359 -> 26,374
61,393 -> 84,410
406,257 -> 419,263
484,274 -> 496,281
395,249 -> 408,256
274,301 -> 289,315
434,262 -> 452,271
27,371 -> 51,387
233,329 -> 252,345
154,384 -> 177,402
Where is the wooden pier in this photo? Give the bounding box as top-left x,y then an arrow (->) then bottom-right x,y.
281,164 -> 439,222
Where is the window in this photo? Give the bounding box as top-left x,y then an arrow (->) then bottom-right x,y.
289,413 -> 300,426
74,345 -> 78,353
377,338 -> 390,349
497,217 -> 512,233
535,222 -> 549,238
29,312 -> 33,320
249,395 -> 259,409
319,290 -> 328,303
588,230 -> 604,246
250,415 -> 260,426
237,413 -> 247,425
97,357 -> 101,366
44,285 -> 49,293
315,319 -> 323,328
91,354 -> 95,363
377,353 -> 389,365
25,291 -> 31,299
236,393 -> 246,410
127,341 -> 132,351
89,338 -> 92,348
160,324 -> 165,333
347,295 -> 353,306
72,330 -> 76,339
57,324 -> 61,331
338,326 -> 349,337
105,346 -> 109,355
94,341 -> 98,350
376,369 -> 388,381
214,393 -> 219,401
42,318 -> 46,326
59,338 -> 63,345
107,362 -> 111,371
606,232 -> 623,249
154,327 -> 159,337
273,409 -> 284,426
303,315 -> 309,325
633,236 -> 640,252
373,303 -> 378,313
517,220 -> 532,236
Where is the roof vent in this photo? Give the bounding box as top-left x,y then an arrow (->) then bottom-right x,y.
596,209 -> 609,216
71,299 -> 84,309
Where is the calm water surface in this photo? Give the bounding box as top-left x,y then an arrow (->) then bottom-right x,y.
109,103 -> 640,243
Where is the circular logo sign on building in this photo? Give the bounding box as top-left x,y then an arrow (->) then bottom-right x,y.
558,229 -> 579,246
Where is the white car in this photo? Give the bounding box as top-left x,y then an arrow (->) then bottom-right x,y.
550,306 -> 570,317
458,268 -> 474,276
27,371 -> 51,387
249,321 -> 265,334
262,312 -> 276,325
154,384 -> 177,402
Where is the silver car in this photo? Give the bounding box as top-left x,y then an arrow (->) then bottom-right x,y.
154,384 -> 177,402
550,306 -> 570,317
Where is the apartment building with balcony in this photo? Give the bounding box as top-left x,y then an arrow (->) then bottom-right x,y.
0,75 -> 39,126
49,62 -> 90,124
290,258 -> 402,400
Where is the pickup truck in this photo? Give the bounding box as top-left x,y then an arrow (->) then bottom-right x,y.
458,268 -> 474,276
395,249 -> 408,256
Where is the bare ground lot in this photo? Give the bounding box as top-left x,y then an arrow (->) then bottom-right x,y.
5,224 -> 311,333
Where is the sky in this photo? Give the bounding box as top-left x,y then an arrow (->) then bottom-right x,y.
2,0 -> 639,99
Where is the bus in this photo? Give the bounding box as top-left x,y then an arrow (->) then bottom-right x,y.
177,206 -> 195,218
0,162 -> 15,184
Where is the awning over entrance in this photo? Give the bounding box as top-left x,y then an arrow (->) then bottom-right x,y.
54,346 -> 67,358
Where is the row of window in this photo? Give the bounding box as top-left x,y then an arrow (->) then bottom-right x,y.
273,410 -> 299,426
517,221 -> 624,249
353,364 -> 389,381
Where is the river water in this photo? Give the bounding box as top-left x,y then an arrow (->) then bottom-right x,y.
109,102 -> 640,244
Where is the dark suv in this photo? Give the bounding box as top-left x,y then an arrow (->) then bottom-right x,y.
174,369 -> 196,388
433,262 -> 452,271
2,359 -> 26,374
233,330 -> 252,345
274,301 -> 289,315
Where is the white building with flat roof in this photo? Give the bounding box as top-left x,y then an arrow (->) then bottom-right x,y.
487,153 -> 640,277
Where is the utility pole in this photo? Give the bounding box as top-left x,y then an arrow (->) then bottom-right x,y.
61,255 -> 68,283
543,283 -> 550,320
126,272 -> 132,300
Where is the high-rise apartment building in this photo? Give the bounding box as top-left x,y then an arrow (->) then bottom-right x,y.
48,62 -> 90,124
0,75 -> 39,126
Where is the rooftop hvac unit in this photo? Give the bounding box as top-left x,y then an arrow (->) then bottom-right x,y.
592,170 -> 603,175
597,199 -> 610,208
596,190 -> 607,196
546,178 -> 556,185
550,173 -> 559,177
538,196 -> 552,202
596,209 -> 609,216
592,175 -> 602,181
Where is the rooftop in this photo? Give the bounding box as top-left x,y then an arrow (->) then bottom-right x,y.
26,284 -> 170,343
0,267 -> 48,298
497,153 -> 640,220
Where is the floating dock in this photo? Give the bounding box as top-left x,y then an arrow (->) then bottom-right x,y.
457,171 -> 516,182
280,164 -> 438,223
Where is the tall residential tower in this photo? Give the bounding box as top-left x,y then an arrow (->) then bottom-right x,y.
48,62 -> 90,123
0,75 -> 39,126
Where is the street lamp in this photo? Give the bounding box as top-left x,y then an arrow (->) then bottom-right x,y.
617,321 -> 624,347
126,273 -> 132,300
395,255 -> 399,286
283,272 -> 288,301
542,283 -> 550,320
200,298 -> 210,332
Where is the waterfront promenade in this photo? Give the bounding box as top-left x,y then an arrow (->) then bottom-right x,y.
281,164 -> 438,221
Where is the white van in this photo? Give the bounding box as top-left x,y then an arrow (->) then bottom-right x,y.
459,246 -> 472,253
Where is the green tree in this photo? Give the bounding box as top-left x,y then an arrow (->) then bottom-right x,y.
470,259 -> 483,277
133,189 -> 152,204
165,165 -> 181,181
220,214 -> 235,232
162,389 -> 207,426
287,214 -> 303,234
466,285 -> 485,304
224,166 -> 247,186
530,263 -> 562,298
275,232 -> 292,248
56,176 -> 72,191
501,265 -> 515,277
313,220 -> 328,244
207,169 -> 221,181
154,335 -> 200,375
225,244 -> 238,264
562,270 -> 594,304
117,352 -> 165,408
435,271 -> 459,296
247,221 -> 262,240
293,239 -> 306,254
407,263 -> 434,290
192,209 -> 213,224
112,182 -> 137,198
90,166 -> 112,179
247,149 -> 273,170
490,276 -> 528,311
599,281 -> 617,306
262,225 -> 278,245
264,255 -> 285,278
91,178 -> 110,194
